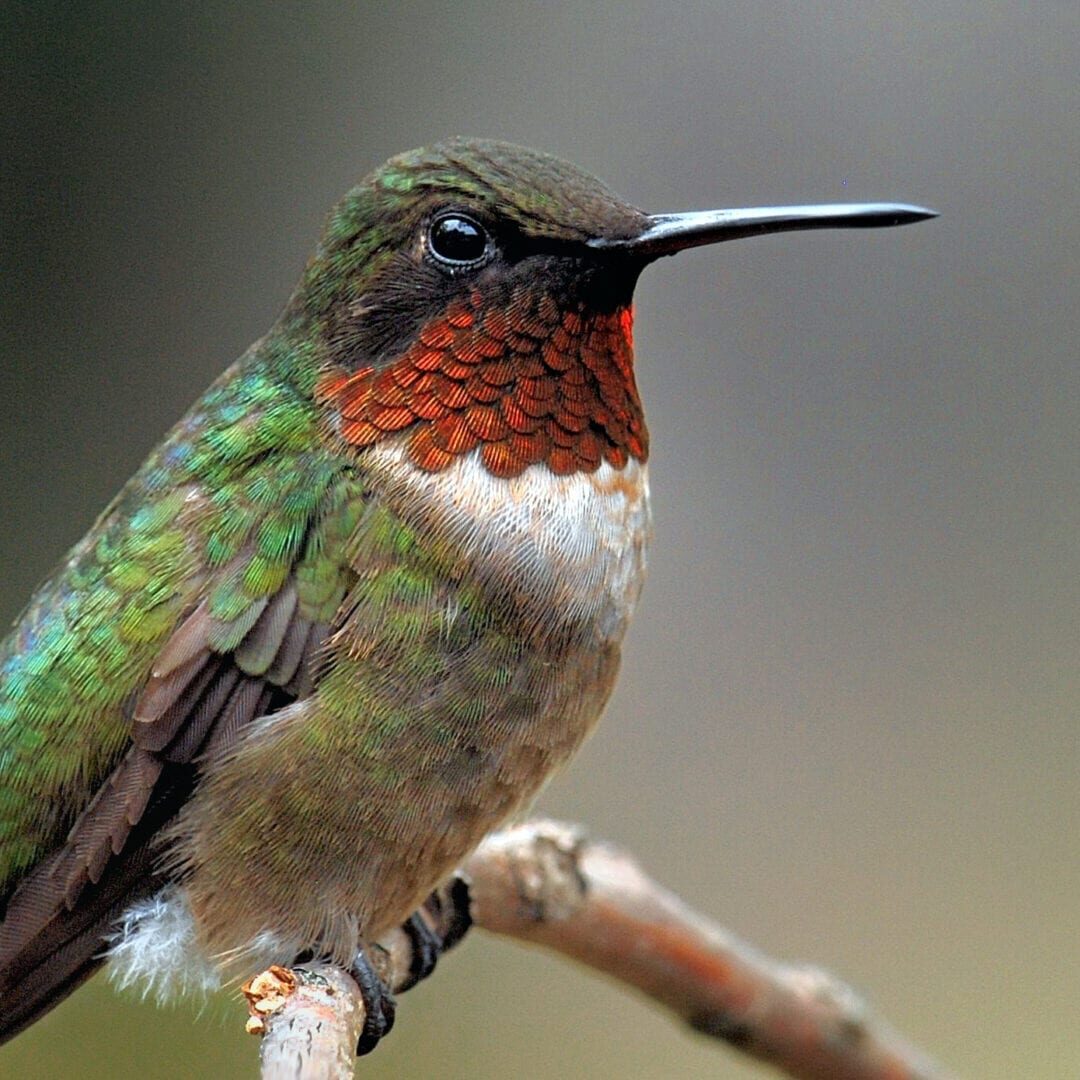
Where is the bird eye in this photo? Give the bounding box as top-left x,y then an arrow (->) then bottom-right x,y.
427,213 -> 492,269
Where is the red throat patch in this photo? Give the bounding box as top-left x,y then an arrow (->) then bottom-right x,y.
315,286 -> 648,478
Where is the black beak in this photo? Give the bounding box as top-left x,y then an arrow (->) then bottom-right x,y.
589,203 -> 938,259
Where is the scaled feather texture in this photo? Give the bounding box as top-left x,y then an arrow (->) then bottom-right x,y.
0,138 -> 654,1039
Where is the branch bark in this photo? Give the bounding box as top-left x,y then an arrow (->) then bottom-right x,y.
245,964 -> 365,1080
246,819 -> 953,1080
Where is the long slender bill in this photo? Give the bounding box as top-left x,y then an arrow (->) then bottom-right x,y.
590,203 -> 938,258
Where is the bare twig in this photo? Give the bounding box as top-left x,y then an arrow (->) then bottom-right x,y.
245,963 -> 365,1080
461,820 -> 952,1080
247,819 -> 953,1080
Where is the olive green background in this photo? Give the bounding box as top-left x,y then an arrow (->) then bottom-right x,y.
2,2 -> 1077,1077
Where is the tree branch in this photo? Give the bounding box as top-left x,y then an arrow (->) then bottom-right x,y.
245,819 -> 953,1080
245,964 -> 365,1080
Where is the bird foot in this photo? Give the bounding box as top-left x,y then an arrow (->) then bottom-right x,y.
345,881 -> 474,1055
427,876 -> 474,953
398,879 -> 475,992
398,909 -> 442,991
349,948 -> 397,1056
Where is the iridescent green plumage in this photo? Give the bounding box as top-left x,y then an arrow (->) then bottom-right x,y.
0,139 -> 654,1038
0,337 -> 333,886
0,136 -> 933,1044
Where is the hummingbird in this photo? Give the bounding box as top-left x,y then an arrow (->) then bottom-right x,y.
0,138 -> 934,1047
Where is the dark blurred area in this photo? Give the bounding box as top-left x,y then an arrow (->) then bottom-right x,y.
2,3 -> 1077,1077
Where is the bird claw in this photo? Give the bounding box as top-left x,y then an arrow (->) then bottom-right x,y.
398,879 -> 474,991
346,882 -> 474,1054
398,910 -> 443,991
429,876 -> 473,953
349,949 -> 397,1056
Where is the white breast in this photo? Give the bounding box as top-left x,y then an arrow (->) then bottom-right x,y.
106,448 -> 651,1000
362,443 -> 652,644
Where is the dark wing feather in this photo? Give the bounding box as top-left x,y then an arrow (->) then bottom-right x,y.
0,765 -> 191,1042
0,562 -> 346,1039
0,591 -> 319,1036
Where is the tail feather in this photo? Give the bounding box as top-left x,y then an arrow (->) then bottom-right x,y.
0,768 -> 195,1044
1,921 -> 110,1043
0,853 -> 159,1043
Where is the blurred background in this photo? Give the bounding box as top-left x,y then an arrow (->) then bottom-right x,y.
2,2 -> 1077,1077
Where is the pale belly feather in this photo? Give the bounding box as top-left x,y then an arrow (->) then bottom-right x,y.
363,442 -> 652,646
107,447 -> 650,996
